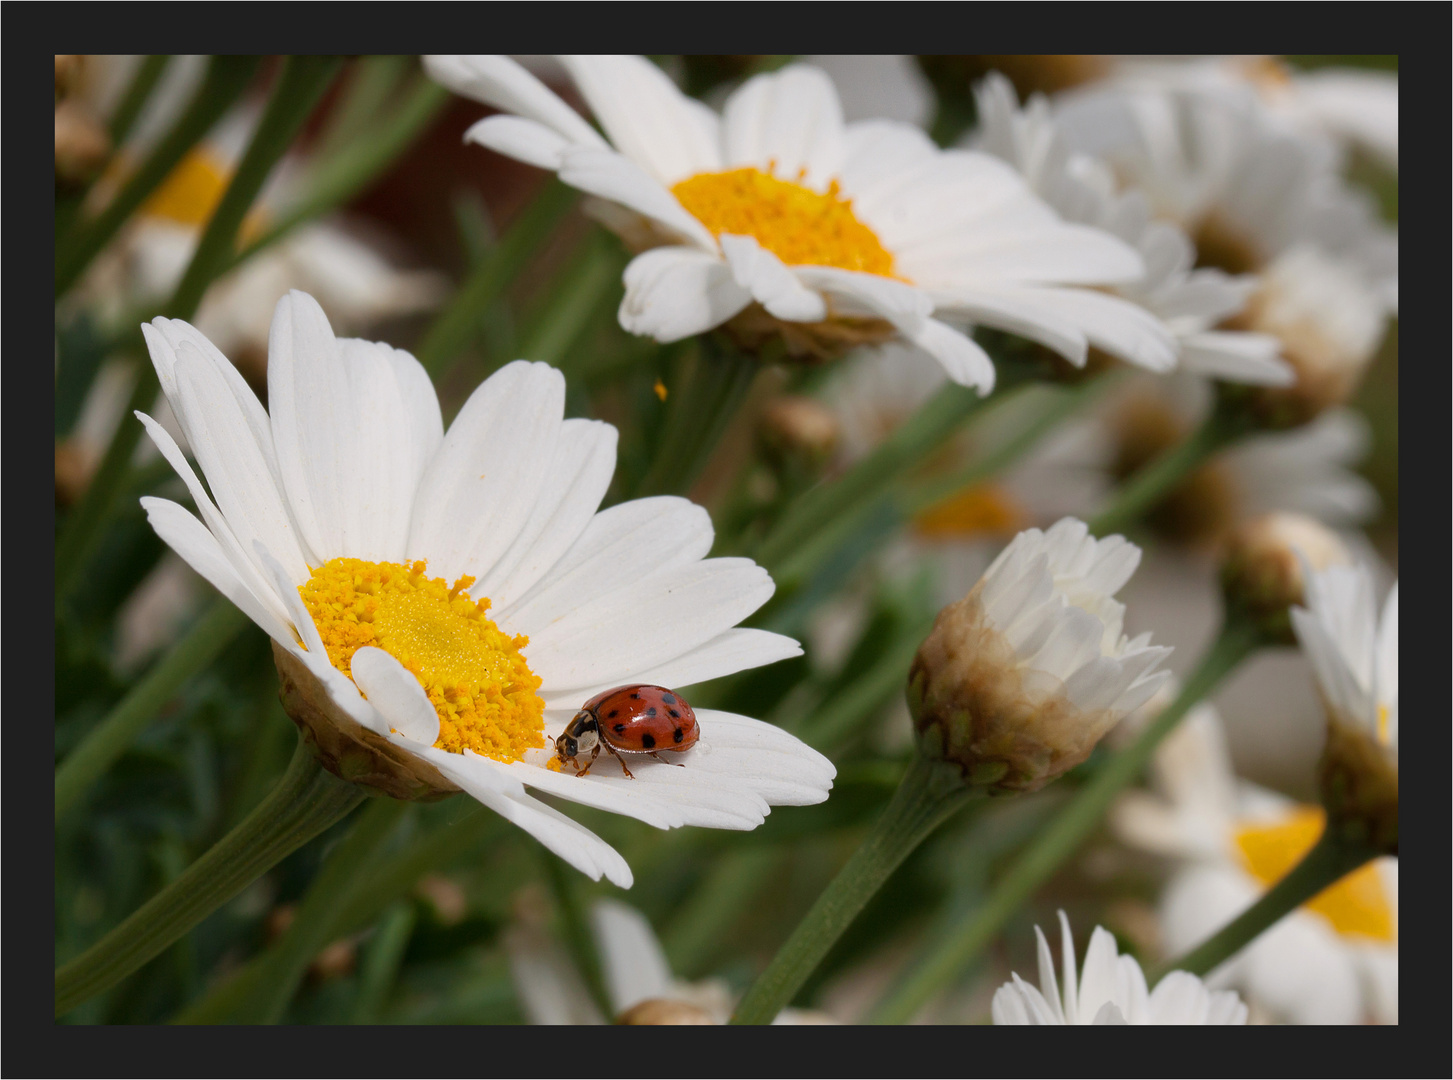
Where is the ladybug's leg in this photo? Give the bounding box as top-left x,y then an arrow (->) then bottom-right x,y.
574,743 -> 601,778
602,740 -> 635,779
647,751 -> 685,767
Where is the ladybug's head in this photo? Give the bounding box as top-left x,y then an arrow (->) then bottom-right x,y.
555,709 -> 599,762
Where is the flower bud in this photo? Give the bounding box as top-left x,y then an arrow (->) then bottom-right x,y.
272,642 -> 459,802
1231,247 -> 1387,429
1319,717 -> 1398,855
615,998 -> 717,1025
1220,512 -> 1349,642
759,394 -> 840,469
908,518 -> 1171,794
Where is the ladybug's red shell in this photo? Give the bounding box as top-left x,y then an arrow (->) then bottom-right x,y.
582,685 -> 699,754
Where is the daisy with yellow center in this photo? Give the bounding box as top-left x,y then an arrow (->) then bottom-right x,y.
135,289 -> 834,888
1112,704 -> 1397,1024
425,54 -> 1170,394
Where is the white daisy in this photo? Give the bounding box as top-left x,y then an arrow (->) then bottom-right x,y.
972,71 -> 1291,387
991,910 -> 1247,1024
1052,80 -> 1397,323
424,54 -> 1176,394
909,518 -> 1172,792
1291,560 -> 1398,753
506,898 -> 834,1024
1112,704 -> 1397,1024
134,289 -> 833,889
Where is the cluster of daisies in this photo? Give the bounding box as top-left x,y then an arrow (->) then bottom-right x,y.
124,53 -> 1395,1024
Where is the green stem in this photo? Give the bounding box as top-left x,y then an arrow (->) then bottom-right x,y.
758,368 -> 1025,585
55,598 -> 249,818
1088,399 -> 1252,538
55,739 -> 366,1017
899,372 -> 1121,519
175,797 -> 409,1024
1154,830 -> 1375,982
349,902 -> 417,1024
108,55 -> 172,145
54,56 -> 342,606
229,76 -> 447,270
632,334 -> 760,498
867,617 -> 1264,1024
55,56 -> 261,296
416,179 -> 578,376
729,755 -> 978,1024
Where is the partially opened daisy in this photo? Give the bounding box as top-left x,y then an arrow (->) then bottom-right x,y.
1291,558 -> 1398,853
991,910 -> 1247,1024
134,289 -> 833,889
1112,705 -> 1397,1024
424,54 -> 1174,394
909,517 -> 1173,792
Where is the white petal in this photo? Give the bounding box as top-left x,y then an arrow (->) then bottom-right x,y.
1033,922 -> 1066,1023
408,360 -> 565,589
903,318 -> 997,393
265,289 -> 347,563
558,145 -> 717,251
791,266 -> 930,323
718,234 -> 828,322
135,410 -> 292,627
837,119 -> 940,203
472,418 -> 618,610
522,559 -> 776,691
1075,926 -> 1123,1024
590,900 -> 674,1014
538,628 -> 803,710
560,55 -> 722,185
499,496 -> 713,632
175,346 -> 312,584
138,497 -> 296,649
349,646 -> 441,745
1376,582 -> 1398,715
619,247 -> 751,343
722,63 -> 845,188
1178,330 -> 1293,385
255,541 -> 327,660
1025,287 -> 1178,372
921,224 -> 1145,286
423,54 -> 606,148
464,114 -> 571,170
929,287 -> 1088,366
417,746 -> 633,887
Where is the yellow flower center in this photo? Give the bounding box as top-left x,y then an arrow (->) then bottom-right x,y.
671,167 -> 898,277
142,147 -> 268,241
299,557 -> 545,763
913,483 -> 1024,540
1234,805 -> 1395,942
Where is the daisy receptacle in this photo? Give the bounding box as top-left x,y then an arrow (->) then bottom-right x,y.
1219,511 -> 1350,642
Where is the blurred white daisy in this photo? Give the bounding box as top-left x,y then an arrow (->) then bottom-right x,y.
972,72 -> 1291,387
1102,55 -> 1398,173
76,92 -> 446,375
991,910 -> 1247,1024
425,54 -> 1176,394
1053,81 -> 1397,344
507,898 -> 834,1024
135,289 -> 833,889
910,517 -> 1173,792
1291,559 -> 1398,754
1112,704 -> 1397,1024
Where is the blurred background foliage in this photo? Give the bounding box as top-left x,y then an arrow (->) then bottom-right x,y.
54,53 -> 1396,1024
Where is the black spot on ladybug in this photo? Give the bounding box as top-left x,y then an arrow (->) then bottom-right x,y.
613,723 -> 625,734
646,707 -> 657,717
640,733 -> 656,749
673,727 -> 684,743
630,692 -> 641,699
662,693 -> 676,704
668,709 -> 680,719
608,709 -> 619,718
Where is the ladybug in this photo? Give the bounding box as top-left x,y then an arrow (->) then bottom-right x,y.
554,685 -> 700,779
